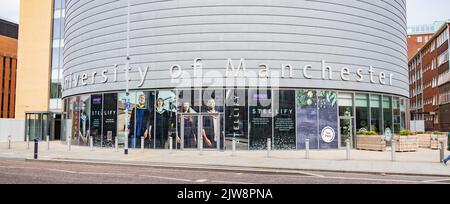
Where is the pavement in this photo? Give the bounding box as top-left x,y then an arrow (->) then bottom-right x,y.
0,141 -> 450,177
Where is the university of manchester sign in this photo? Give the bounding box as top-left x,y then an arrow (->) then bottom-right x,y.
63,58 -> 394,91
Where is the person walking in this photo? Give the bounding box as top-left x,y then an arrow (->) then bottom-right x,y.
444,155 -> 450,166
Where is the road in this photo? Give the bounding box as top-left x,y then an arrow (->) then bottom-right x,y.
0,159 -> 449,184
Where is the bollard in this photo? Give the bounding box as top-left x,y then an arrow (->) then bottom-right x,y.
34,138 -> 39,160
169,137 -> 173,154
232,137 -> 237,156
305,139 -> 310,159
27,135 -> 30,150
8,135 -> 11,150
46,135 -> 50,151
346,139 -> 351,160
115,137 -> 118,152
391,142 -> 396,162
199,136 -> 204,156
439,140 -> 445,163
141,137 -> 145,153
90,136 -> 94,151
267,138 -> 271,158
68,136 -> 71,151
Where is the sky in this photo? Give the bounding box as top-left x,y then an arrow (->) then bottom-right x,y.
0,0 -> 450,26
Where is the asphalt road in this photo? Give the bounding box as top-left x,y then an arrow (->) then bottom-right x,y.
0,159 -> 449,184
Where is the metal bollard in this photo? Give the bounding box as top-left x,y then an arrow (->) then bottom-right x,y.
391,141 -> 396,162
34,138 -> 39,160
68,136 -> 71,151
267,138 -> 271,158
115,137 -> 118,152
8,135 -> 11,149
232,137 -> 237,156
46,135 -> 50,151
27,135 -> 30,150
305,139 -> 310,159
199,137 -> 203,156
90,136 -> 94,151
346,139 -> 351,160
439,140 -> 445,163
141,137 -> 145,153
169,137 -> 173,154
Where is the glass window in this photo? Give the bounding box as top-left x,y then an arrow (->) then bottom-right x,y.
393,97 -> 401,134
249,89 -> 272,150
370,95 -> 382,134
296,90 -> 318,149
383,96 -> 393,134
338,93 -> 354,147
355,94 -> 369,132
273,90 -> 296,150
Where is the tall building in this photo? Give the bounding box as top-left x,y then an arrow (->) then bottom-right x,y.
0,18 -> 18,118
16,0 -> 65,140
409,22 -> 450,131
61,0 -> 408,150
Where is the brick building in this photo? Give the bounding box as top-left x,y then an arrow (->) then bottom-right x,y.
0,18 -> 18,118
409,22 -> 450,131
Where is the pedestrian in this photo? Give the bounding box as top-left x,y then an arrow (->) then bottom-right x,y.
443,155 -> 450,166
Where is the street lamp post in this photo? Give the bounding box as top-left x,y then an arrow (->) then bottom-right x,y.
124,0 -> 131,155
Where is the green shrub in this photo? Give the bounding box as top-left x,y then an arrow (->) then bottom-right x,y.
400,130 -> 412,136
416,131 -> 425,134
357,130 -> 378,135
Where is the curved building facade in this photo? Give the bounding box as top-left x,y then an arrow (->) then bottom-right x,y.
62,0 -> 409,150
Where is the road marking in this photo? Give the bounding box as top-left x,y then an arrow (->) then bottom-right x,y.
139,175 -> 193,182
422,178 -> 450,183
195,179 -> 208,183
46,169 -> 78,174
211,180 -> 255,184
78,172 -> 132,177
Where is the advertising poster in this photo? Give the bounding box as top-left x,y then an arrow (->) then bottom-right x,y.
154,91 -> 176,149
117,92 -> 137,146
90,94 -> 102,146
273,90 -> 296,150
318,91 -> 338,149
225,89 -> 248,150
102,93 -> 117,147
249,89 -> 272,150
296,90 -> 319,149
78,95 -> 91,146
71,96 -> 80,145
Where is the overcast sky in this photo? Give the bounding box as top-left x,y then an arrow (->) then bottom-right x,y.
0,0 -> 449,26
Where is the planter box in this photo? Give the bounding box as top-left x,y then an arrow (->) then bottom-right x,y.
356,135 -> 386,151
417,134 -> 431,148
430,135 -> 448,150
394,135 -> 419,152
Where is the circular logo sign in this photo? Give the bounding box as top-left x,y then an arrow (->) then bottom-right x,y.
384,128 -> 392,141
321,127 -> 335,143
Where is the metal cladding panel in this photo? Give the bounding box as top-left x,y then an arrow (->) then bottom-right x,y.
63,0 -> 408,97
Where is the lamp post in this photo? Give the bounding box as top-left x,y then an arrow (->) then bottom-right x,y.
124,0 -> 131,155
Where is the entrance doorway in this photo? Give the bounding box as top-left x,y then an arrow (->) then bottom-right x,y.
339,117 -> 354,148
179,113 -> 223,150
25,112 -> 62,141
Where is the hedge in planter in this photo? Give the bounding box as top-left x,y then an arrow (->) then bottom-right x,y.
394,130 -> 419,152
356,131 -> 386,151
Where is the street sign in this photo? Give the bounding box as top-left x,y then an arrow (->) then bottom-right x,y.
125,100 -> 131,110
385,128 -> 392,142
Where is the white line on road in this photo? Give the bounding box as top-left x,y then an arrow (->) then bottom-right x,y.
211,180 -> 255,184
139,175 -> 193,182
195,179 -> 209,183
422,178 -> 450,183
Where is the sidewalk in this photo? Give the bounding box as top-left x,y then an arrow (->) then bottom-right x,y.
1,141 -> 449,177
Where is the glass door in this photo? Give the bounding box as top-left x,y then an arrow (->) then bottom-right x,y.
201,113 -> 223,150
340,117 -> 354,148
179,113 -> 223,151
